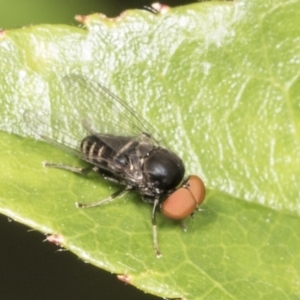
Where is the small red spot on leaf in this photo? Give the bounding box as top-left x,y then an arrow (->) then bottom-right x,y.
46,234 -> 64,246
151,2 -> 170,14
117,274 -> 131,284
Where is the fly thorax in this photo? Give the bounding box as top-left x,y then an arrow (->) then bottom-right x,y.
127,154 -> 143,181
136,142 -> 153,158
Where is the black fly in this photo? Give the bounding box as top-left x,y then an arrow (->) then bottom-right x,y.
25,75 -> 205,257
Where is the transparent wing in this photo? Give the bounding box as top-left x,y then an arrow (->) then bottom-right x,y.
62,74 -> 165,146
23,74 -> 166,167
23,109 -> 84,159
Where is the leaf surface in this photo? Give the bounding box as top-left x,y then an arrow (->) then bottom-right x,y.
0,1 -> 299,299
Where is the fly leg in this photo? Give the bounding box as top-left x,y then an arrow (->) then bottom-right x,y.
152,199 -> 162,258
76,186 -> 127,208
43,162 -> 95,175
44,162 -> 128,207
180,221 -> 188,232
94,168 -> 125,185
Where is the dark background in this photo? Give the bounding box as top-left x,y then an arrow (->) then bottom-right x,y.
0,0 -> 193,299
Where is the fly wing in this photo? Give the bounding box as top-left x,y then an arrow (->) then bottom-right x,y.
61,74 -> 165,149
23,110 -> 84,159
23,74 -> 165,168
24,110 -> 143,171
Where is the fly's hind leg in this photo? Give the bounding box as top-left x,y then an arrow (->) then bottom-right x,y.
43,161 -> 95,175
151,199 -> 162,258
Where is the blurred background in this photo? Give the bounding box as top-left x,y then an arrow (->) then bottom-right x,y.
0,0 -> 193,299
0,0 -> 193,27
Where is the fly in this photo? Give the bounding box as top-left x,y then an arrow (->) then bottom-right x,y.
25,75 -> 205,257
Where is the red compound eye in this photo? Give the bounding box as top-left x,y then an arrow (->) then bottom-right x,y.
161,175 -> 205,220
187,175 -> 206,206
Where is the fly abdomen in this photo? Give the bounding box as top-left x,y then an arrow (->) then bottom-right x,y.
80,134 -> 140,171
80,135 -> 112,166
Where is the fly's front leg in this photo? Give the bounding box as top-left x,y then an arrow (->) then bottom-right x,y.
180,221 -> 187,232
151,199 -> 162,258
43,162 -> 95,175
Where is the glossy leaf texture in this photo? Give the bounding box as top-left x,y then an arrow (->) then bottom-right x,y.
0,1 -> 300,299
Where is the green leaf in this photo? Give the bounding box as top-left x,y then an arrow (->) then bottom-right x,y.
1,1 -> 300,299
